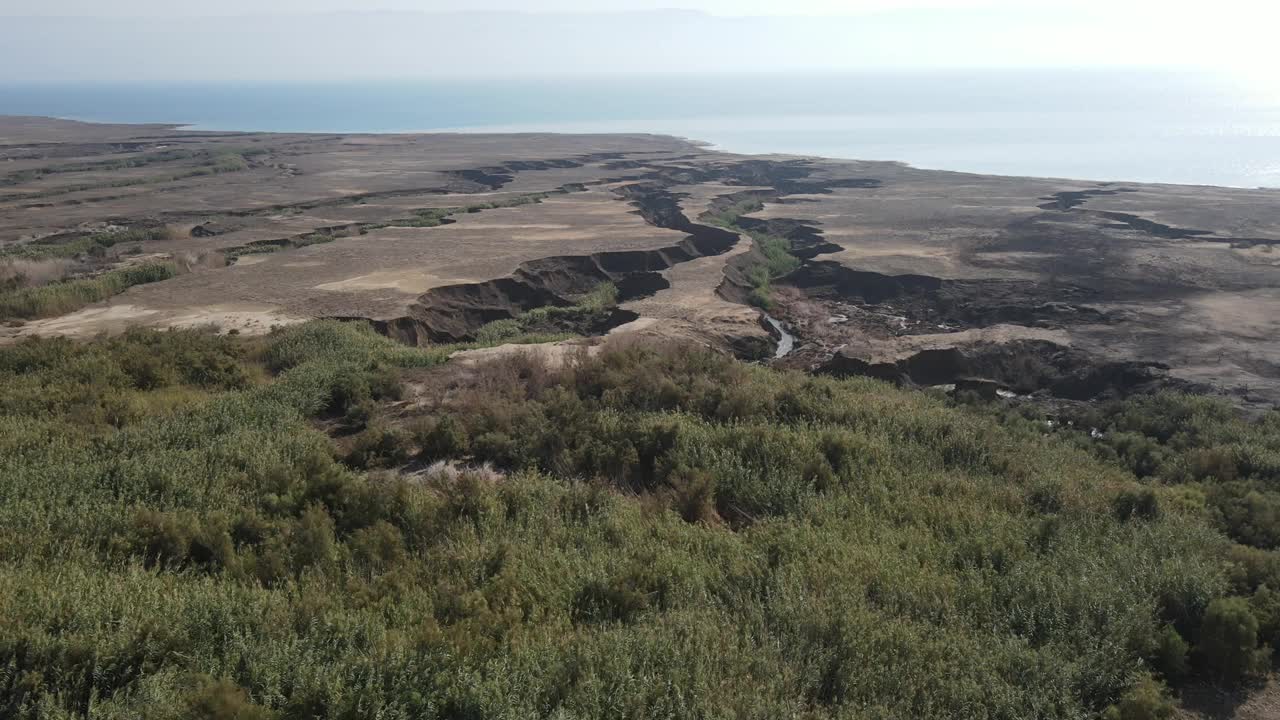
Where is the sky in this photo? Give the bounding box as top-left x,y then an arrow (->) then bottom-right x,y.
0,0 -> 1046,15
1,0 -> 1273,19
0,0 -> 1275,86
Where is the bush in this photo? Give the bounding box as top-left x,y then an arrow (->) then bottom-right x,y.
344,425 -> 412,469
1211,483 -> 1280,549
1197,597 -> 1267,682
185,677 -> 277,720
290,504 -> 338,569
748,284 -> 774,310
710,198 -> 801,308
0,262 -> 177,319
576,281 -> 619,312
1113,488 -> 1161,522
475,318 -> 522,344
1148,625 -> 1190,681
128,509 -> 194,568
1250,584 -> 1280,649
1,225 -> 173,262
667,470 -> 719,524
471,282 -> 618,342
349,521 -> 406,572
1226,544 -> 1280,594
1102,677 -> 1175,720
323,365 -> 401,427
572,575 -> 652,624
415,415 -> 471,460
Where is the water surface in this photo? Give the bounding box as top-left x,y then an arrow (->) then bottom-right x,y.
3,71 -> 1278,187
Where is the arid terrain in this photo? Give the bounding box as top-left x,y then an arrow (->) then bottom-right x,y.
4,115 -> 1280,405
7,114 -> 1280,719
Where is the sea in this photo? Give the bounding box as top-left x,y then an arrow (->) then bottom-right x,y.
3,71 -> 1280,189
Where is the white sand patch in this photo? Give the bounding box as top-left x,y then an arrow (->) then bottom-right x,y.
164,305 -> 308,335
315,270 -> 453,294
449,339 -> 601,370
0,303 -> 306,343
466,223 -> 574,230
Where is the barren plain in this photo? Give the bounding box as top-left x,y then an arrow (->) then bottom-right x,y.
4,115 -> 1280,405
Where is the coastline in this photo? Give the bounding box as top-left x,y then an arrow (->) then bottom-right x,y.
5,112 -> 1278,191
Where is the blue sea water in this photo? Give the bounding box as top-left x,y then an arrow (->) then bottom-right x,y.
3,71 -> 1279,188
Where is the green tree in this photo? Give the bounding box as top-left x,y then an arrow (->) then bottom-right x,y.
1102,677 -> 1174,720
1198,597 -> 1266,682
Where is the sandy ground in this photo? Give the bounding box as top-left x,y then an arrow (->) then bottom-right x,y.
617,231 -> 769,350
1176,677 -> 1280,720
0,302 -> 306,341
448,338 -> 602,370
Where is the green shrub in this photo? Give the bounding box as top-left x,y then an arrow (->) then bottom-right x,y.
344,425 -> 411,469
748,284 -> 774,310
572,575 -> 653,624
706,196 -> 800,308
128,509 -> 195,568
0,324 -> 1268,718
471,281 -> 618,341
1250,584 -> 1280,649
1102,677 -> 1175,720
1226,544 -> 1280,593
185,677 -> 277,720
576,281 -> 619,312
1148,625 -> 1190,680
1197,597 -> 1268,682
475,318 -> 523,344
209,152 -> 250,173
290,504 -> 338,569
1,226 -> 172,262
1114,488 -> 1161,522
667,470 -> 719,524
348,521 -> 406,572
1055,394 -> 1280,552
0,262 -> 177,319
414,415 -> 471,460
1211,483 -> 1280,549
321,364 -> 401,426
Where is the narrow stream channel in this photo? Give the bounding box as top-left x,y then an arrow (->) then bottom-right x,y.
764,315 -> 795,359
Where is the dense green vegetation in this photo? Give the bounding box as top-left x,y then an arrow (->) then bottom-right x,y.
474,282 -> 619,343
0,262 -> 177,320
742,234 -> 802,309
1,321 -> 1277,718
1037,396 -> 1280,660
1,226 -> 174,263
704,197 -> 800,309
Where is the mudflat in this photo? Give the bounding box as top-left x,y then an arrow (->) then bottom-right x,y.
4,115 -> 1280,405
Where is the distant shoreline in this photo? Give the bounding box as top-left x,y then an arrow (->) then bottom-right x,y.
2,110 -> 1278,191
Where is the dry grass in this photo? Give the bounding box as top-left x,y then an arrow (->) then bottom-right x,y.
0,258 -> 75,289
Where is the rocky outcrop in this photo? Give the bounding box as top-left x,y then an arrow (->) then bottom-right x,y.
820,338 -> 1197,401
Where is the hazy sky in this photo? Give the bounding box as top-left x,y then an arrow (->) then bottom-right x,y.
0,0 -> 1274,86
2,0 -> 1272,18
0,0 -> 1063,15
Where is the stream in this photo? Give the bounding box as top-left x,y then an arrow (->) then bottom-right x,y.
764,315 -> 795,359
